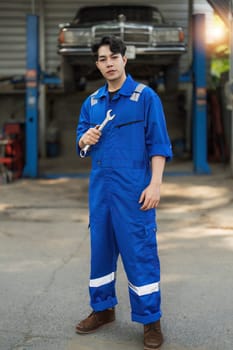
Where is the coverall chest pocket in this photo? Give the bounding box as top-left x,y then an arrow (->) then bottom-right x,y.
115,119 -> 145,149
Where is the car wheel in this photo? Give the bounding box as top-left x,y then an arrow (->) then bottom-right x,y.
164,60 -> 180,93
60,57 -> 76,92
73,69 -> 87,91
148,77 -> 159,92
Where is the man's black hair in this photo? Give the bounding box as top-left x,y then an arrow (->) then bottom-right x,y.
92,36 -> 126,59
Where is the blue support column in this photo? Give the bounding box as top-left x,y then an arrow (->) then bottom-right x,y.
192,14 -> 211,174
23,15 -> 39,177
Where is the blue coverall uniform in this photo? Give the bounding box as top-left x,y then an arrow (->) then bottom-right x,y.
76,75 -> 172,324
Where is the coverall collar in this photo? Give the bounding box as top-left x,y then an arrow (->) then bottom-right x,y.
94,75 -> 137,100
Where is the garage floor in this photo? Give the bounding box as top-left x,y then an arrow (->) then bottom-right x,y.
0,164 -> 232,350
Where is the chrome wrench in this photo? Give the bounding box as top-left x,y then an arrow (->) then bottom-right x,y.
80,109 -> 116,158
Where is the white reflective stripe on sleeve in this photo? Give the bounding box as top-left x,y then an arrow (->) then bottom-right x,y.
91,97 -> 98,106
90,89 -> 99,106
89,272 -> 115,287
130,83 -> 146,102
128,281 -> 160,296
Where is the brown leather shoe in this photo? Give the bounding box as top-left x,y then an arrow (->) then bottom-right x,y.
75,308 -> 115,334
144,320 -> 164,349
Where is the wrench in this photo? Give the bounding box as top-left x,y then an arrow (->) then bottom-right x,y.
80,109 -> 116,158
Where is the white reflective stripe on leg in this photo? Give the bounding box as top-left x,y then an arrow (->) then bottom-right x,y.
89,272 -> 115,287
128,281 -> 160,296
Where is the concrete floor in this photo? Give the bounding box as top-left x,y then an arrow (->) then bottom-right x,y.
0,163 -> 233,350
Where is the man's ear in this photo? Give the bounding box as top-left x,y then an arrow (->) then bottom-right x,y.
96,61 -> 99,70
123,55 -> 127,66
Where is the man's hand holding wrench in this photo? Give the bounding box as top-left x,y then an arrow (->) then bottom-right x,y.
80,109 -> 116,158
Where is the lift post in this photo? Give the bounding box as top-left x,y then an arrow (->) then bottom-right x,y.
23,15 -> 39,178
192,14 -> 211,174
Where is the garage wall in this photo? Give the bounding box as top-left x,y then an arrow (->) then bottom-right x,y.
0,0 -> 213,78
0,1 -> 31,76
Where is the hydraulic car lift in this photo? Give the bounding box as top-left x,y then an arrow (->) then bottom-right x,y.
22,14 -> 210,178
192,14 -> 211,174
23,15 -> 39,178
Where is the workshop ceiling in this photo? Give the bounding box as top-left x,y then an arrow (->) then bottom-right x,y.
207,0 -> 231,24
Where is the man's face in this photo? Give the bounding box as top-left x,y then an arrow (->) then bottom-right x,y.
96,45 -> 127,82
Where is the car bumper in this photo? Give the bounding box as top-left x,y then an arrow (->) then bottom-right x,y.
58,46 -> 186,56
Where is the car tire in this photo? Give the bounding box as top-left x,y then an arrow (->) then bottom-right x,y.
60,57 -> 76,92
164,60 -> 180,93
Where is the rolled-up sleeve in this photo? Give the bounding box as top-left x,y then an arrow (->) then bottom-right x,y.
145,90 -> 173,161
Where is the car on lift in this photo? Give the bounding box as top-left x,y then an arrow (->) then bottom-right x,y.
57,4 -> 186,92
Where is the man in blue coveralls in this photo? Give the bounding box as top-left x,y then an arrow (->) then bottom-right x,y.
76,36 -> 172,349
